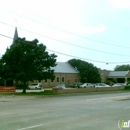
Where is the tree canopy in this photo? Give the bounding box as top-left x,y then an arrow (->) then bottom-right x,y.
0,37 -> 57,93
68,59 -> 101,83
114,64 -> 130,71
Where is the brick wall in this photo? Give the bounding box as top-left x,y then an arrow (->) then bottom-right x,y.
98,68 -> 110,82
52,86 -> 124,94
29,73 -> 80,88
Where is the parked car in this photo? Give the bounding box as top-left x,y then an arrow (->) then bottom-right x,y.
53,84 -> 67,90
73,82 -> 83,88
112,83 -> 126,87
28,83 -> 43,90
95,83 -> 110,88
127,84 -> 130,86
80,83 -> 95,88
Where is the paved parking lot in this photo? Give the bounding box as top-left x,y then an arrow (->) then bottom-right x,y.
0,92 -> 130,130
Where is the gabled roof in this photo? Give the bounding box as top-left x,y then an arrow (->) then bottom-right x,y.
52,62 -> 79,73
107,71 -> 129,77
12,27 -> 18,44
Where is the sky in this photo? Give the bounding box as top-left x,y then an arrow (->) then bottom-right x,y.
0,0 -> 130,70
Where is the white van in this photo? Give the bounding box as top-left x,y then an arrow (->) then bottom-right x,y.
95,83 -> 110,88
80,83 -> 95,88
28,83 -> 43,90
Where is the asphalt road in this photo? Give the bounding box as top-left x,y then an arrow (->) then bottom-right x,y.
0,92 -> 130,130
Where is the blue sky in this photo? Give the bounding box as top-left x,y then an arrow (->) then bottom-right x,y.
0,0 -> 130,70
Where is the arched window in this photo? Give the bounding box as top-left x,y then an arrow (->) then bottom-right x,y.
57,77 -> 59,82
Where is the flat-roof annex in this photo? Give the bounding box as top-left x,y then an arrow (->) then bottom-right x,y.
107,71 -> 129,77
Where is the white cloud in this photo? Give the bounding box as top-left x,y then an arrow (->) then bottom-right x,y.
74,25 -> 106,35
75,25 -> 106,35
48,22 -> 106,38
123,23 -> 130,27
108,0 -> 130,9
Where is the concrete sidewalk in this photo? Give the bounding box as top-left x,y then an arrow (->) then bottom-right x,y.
16,88 -> 52,92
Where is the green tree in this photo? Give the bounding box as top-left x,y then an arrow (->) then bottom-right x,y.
68,59 -> 101,83
114,64 -> 130,71
0,37 -> 57,93
0,59 -> 5,85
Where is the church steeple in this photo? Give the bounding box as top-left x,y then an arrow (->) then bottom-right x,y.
12,27 -> 18,44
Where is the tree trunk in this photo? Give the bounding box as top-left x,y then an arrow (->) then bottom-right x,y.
22,81 -> 26,94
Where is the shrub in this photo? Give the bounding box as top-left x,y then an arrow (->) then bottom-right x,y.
124,85 -> 130,90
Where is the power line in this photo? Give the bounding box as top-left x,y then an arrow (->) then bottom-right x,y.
1,21 -> 130,58
1,32 -> 130,64
0,34 -> 12,39
3,9 -> 130,49
18,9 -> 130,46
47,49 -> 130,64
19,8 -> 51,22
7,10 -> 44,24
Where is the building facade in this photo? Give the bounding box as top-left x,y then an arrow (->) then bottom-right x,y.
98,68 -> 110,82
107,71 -> 130,83
30,62 -> 80,88
98,68 -> 130,83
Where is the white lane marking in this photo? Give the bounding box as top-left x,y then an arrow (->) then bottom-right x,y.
17,124 -> 44,130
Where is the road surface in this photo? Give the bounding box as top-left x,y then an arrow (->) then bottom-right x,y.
0,92 -> 130,130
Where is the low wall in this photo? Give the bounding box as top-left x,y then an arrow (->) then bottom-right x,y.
52,86 -> 125,94
0,86 -> 15,92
